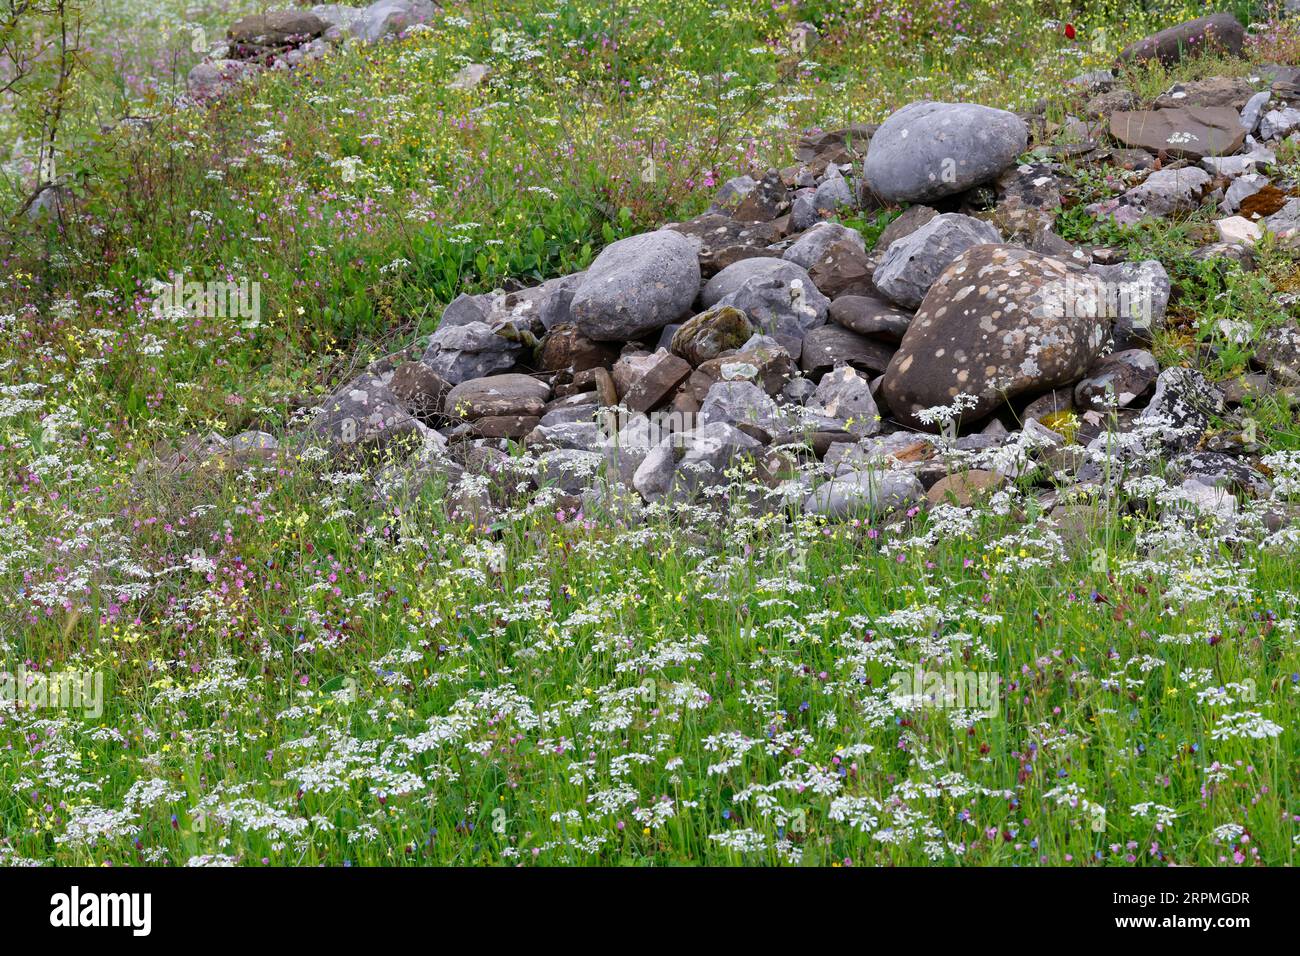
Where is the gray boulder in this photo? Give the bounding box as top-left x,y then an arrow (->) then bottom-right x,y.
803,470 -> 924,519
783,222 -> 865,270
187,60 -> 263,100
1088,259 -> 1170,349
864,101 -> 1028,203
702,256 -> 801,308
699,381 -> 781,439
306,372 -> 421,458
632,422 -> 762,503
1074,349 -> 1159,411
1119,166 -> 1212,218
873,213 -> 1001,310
421,321 -> 521,384
714,272 -> 829,360
536,449 -> 604,495
571,230 -> 701,341
1241,90 -> 1271,134
806,366 -> 880,436
1139,367 -> 1225,453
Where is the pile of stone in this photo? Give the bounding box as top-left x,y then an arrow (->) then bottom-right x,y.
171,12 -> 1300,529
187,0 -> 439,100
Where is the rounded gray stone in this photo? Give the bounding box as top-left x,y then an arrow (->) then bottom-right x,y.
865,101 -> 1028,204
570,230 -> 702,341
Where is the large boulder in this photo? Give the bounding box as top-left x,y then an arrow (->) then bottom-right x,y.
864,101 -> 1028,204
873,213 -> 1001,310
1118,14 -> 1246,66
570,230 -> 701,341
881,244 -> 1109,430
228,10 -> 327,45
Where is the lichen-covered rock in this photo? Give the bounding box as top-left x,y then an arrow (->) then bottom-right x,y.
1171,451 -> 1272,497
306,372 -> 422,458
1256,320 -> 1300,384
1115,166 -> 1212,219
1138,367 -> 1225,453
881,244 -> 1109,431
671,305 -> 754,366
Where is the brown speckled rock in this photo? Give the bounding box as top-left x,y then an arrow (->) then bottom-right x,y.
881,244 -> 1109,431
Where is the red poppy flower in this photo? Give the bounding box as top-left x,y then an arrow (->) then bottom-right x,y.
1064,23 -> 1076,40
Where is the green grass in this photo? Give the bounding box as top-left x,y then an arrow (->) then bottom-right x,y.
2,461 -> 1297,865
